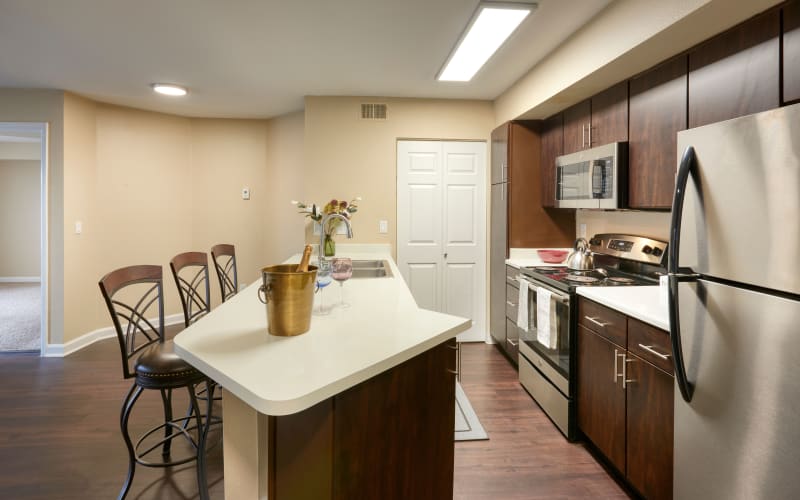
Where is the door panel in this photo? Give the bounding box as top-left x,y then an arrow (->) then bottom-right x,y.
674,279 -> 800,500
398,140 -> 486,342
407,263 -> 438,311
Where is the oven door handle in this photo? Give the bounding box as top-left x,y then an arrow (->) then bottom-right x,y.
526,281 -> 570,304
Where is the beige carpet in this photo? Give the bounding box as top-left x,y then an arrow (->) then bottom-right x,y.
0,283 -> 40,352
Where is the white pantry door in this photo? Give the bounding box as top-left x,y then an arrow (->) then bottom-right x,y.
397,140 -> 486,342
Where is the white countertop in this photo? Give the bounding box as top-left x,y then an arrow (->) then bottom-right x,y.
173,250 -> 470,416
576,285 -> 669,331
505,247 -> 571,269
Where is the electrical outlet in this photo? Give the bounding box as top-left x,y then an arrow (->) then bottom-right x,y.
242,187 -> 250,200
75,221 -> 82,234
379,220 -> 388,234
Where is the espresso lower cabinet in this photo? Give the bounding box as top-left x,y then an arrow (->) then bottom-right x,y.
577,298 -> 674,499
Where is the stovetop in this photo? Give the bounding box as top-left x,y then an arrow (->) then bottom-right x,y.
519,265 -> 658,292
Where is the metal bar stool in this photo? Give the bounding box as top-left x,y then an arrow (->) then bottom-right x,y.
99,265 -> 216,500
210,243 -> 238,302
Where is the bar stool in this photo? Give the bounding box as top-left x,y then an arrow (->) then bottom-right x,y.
99,265 -> 216,500
210,243 -> 238,302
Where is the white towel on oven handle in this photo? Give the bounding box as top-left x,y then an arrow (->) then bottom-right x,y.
516,276 -> 529,332
536,287 -> 557,349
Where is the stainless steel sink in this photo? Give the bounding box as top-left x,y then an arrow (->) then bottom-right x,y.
349,259 -> 392,278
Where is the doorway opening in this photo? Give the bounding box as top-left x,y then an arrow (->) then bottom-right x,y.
0,123 -> 47,354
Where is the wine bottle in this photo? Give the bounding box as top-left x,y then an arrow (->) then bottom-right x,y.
296,245 -> 313,272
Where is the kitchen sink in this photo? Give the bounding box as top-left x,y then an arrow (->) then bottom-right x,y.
349,259 -> 392,279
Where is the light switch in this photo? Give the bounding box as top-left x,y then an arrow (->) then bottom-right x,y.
242,187 -> 250,200
379,220 -> 388,234
75,221 -> 82,234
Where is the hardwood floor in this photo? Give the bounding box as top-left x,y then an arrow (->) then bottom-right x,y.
0,332 -> 627,499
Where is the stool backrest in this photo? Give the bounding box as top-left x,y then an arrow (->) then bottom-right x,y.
169,251 -> 211,327
98,265 -> 165,379
210,243 -> 238,302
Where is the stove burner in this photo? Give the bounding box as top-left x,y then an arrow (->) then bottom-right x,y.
564,275 -> 600,283
533,266 -> 564,273
608,277 -> 635,284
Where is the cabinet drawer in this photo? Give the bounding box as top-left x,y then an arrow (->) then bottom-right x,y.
505,284 -> 519,320
506,266 -> 520,287
579,298 -> 627,346
628,319 -> 673,375
505,318 -> 520,363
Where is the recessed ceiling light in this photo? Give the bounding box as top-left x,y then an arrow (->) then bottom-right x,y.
437,2 -> 536,82
151,83 -> 188,96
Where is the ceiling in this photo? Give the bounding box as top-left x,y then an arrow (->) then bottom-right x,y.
0,0 -> 611,119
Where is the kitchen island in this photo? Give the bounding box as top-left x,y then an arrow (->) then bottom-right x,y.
174,247 -> 470,499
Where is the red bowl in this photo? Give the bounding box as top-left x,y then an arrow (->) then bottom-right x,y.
537,249 -> 568,263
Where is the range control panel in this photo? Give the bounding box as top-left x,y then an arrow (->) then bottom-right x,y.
589,233 -> 668,266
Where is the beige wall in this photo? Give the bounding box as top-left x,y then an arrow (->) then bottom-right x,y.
0,89 -> 65,344
576,210 -> 671,242
60,97 -> 306,344
495,0 -> 783,123
304,97 -> 494,255
0,160 -> 40,277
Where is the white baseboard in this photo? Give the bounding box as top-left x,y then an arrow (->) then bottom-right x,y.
0,277 -> 41,283
43,313 -> 184,357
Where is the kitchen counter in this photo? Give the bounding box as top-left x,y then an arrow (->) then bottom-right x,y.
174,246 -> 469,499
576,285 -> 669,331
506,247 -> 571,269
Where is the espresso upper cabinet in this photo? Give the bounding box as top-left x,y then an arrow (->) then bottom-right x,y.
628,56 -> 688,209
562,100 -> 590,155
590,81 -> 629,147
688,9 -> 780,128
539,114 -> 562,208
784,0 -> 800,104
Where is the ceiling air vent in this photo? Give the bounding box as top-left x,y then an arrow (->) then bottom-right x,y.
361,103 -> 387,120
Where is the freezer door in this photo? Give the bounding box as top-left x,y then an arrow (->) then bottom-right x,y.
489,182 -> 508,344
674,278 -> 800,499
676,103 -> 800,295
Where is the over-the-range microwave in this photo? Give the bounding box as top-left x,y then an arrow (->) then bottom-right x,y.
555,142 -> 627,209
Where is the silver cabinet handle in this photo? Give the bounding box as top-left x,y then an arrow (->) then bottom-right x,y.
447,368 -> 458,375
585,316 -> 610,328
506,339 -> 518,347
623,357 -> 635,389
638,344 -> 671,360
588,123 -> 593,147
581,123 -> 586,148
613,348 -> 620,383
506,301 -> 516,307
446,343 -> 459,350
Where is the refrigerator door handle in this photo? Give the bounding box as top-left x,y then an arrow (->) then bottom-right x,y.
668,146 -> 698,403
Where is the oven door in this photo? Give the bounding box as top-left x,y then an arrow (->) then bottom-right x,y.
518,280 -> 571,395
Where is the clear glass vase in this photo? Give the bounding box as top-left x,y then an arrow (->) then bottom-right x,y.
323,234 -> 336,257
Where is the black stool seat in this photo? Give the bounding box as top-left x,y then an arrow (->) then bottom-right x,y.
135,341 -> 204,389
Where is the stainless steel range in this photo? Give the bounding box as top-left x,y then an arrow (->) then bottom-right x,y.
515,233 -> 667,440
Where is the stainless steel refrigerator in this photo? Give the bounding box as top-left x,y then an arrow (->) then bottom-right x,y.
489,133 -> 508,346
669,103 -> 800,499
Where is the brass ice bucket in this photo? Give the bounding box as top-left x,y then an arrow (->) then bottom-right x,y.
258,264 -> 317,336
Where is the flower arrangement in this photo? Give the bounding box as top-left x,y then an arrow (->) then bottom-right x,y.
292,197 -> 361,256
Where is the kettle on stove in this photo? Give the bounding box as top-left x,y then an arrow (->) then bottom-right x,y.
566,238 -> 594,271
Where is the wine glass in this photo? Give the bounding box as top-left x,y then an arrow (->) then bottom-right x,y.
314,259 -> 333,315
331,258 -> 353,308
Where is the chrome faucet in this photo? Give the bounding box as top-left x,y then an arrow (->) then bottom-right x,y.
319,213 -> 353,263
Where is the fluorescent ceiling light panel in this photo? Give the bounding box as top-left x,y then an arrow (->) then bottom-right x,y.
438,3 -> 533,82
151,83 -> 188,96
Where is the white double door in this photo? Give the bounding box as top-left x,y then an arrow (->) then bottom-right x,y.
397,140 -> 487,342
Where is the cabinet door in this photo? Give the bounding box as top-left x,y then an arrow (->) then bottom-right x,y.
689,9 -> 780,128
562,100 -> 591,154
508,122 -> 538,248
625,354 -> 674,500
577,325 -> 626,472
491,123 -> 509,184
629,56 -> 688,209
539,114 -> 562,208
784,0 -> 800,104
590,81 -> 628,147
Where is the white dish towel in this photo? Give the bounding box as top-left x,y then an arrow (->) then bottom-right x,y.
536,287 -> 557,349
516,277 -> 529,332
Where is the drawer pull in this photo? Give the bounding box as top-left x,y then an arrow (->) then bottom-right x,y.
506,339 -> 518,347
638,343 -> 671,360
585,316 -> 611,328
446,368 -> 458,375
506,301 -> 516,307
446,343 -> 459,350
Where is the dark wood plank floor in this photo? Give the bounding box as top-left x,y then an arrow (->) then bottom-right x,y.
0,333 -> 627,499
